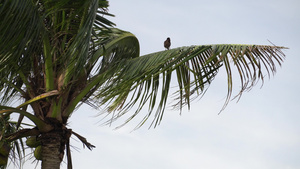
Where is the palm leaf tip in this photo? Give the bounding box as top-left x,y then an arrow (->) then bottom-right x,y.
212,44 -> 287,112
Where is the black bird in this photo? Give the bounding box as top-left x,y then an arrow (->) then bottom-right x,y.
164,37 -> 171,50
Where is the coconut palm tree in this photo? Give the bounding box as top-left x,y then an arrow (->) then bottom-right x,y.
0,0 -> 286,168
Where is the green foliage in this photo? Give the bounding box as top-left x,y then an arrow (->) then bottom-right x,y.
96,44 -> 286,128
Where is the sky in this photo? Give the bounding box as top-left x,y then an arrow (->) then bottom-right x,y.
8,0 -> 300,169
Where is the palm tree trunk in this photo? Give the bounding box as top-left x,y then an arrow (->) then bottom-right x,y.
40,130 -> 65,169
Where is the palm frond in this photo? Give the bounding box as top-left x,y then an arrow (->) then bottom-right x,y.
0,0 -> 115,111
0,0 -> 44,65
63,29 -> 139,117
96,44 -> 286,128
0,0 -> 45,104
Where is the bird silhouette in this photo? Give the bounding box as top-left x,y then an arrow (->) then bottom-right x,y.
164,37 -> 171,50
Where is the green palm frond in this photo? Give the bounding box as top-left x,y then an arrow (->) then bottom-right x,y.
0,0 -> 115,104
0,0 -> 44,65
63,28 -> 139,117
0,0 -> 45,103
95,44 -> 286,128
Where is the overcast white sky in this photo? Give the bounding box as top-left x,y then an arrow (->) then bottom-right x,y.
10,0 -> 300,169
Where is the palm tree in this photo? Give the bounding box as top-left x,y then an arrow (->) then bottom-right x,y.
0,0 -> 287,168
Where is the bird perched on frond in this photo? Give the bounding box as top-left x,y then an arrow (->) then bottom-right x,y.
164,37 -> 171,50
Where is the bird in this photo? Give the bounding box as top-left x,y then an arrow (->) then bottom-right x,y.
164,37 -> 171,50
